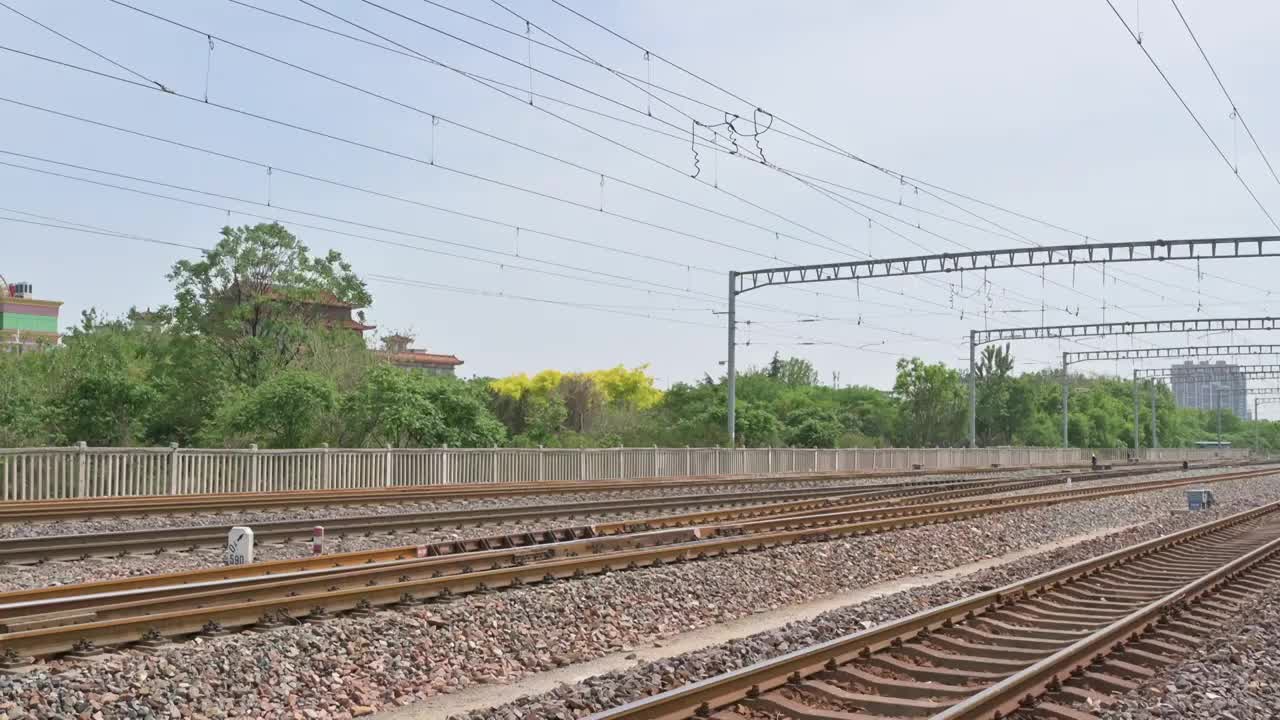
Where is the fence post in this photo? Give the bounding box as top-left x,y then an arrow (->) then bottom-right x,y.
384,443 -> 393,487
321,443 -> 331,489
685,445 -> 691,476
715,445 -> 721,475
619,444 -> 626,479
538,445 -> 545,481
249,444 -> 260,492
167,442 -> 179,495
492,445 -> 499,484
653,444 -> 659,477
814,447 -> 819,470
579,448 -> 587,481
768,447 -> 773,473
441,443 -> 449,484
74,441 -> 88,498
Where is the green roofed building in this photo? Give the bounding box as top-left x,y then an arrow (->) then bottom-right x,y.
0,282 -> 61,352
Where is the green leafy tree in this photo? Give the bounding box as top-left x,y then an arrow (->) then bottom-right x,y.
48,320 -> 157,446
785,406 -> 842,448
168,223 -> 372,386
893,357 -> 966,446
341,365 -> 445,448
206,370 -> 338,448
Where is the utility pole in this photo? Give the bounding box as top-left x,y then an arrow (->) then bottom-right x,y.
726,271 -> 737,447
968,331 -> 977,448
1061,352 -> 1070,448
1132,368 -> 1140,454
1151,380 -> 1159,449
1214,383 -> 1223,446
1256,397 -> 1261,452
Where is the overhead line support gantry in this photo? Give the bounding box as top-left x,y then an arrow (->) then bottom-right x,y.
726,235 -> 1280,447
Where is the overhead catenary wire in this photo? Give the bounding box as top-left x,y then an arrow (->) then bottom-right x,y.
0,208 -> 918,354
0,17 -> 1010,323
1168,0 -> 1280,191
332,0 -> 1078,315
2,4 -> 1239,361
244,0 -> 1214,330
535,0 -> 1264,305
1103,0 -> 1280,232
0,148 -> 963,346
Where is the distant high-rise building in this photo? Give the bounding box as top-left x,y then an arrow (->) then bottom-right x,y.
1169,360 -> 1248,418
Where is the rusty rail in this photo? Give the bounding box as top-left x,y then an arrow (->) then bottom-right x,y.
0,465 -> 1274,661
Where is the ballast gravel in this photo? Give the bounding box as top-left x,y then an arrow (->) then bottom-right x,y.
0,467 -> 1234,593
0,469 -> 1051,541
0,469 -> 1069,592
0,474 -> 1276,719
1094,582 -> 1280,720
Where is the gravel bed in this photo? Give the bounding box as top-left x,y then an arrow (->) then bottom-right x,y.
0,508 -> 692,593
1,474 -> 1277,719
1092,578 -> 1280,720
0,467 -> 1216,592
983,465 -> 1242,499
0,470 -> 1049,541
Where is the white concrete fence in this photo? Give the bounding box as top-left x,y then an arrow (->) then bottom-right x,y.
0,444 -> 1251,501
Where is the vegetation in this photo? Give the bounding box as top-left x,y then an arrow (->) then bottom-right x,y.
2,222 -> 1277,450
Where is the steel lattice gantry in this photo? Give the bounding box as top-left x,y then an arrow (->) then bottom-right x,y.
725,235 -> 1280,446
968,321 -> 1280,448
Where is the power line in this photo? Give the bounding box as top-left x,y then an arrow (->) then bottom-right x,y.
288,0 -> 1111,321
226,0 -> 1178,327
0,96 -> 977,324
1103,0 -> 1280,232
0,23 -> 1008,322
1168,0 -> 1280,191
537,0 -> 1264,307
0,0 -> 170,91
0,149 -> 967,340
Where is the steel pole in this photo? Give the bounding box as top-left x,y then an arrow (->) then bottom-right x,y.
1151,380 -> 1159,449
1061,352 -> 1069,448
726,271 -> 737,448
968,331 -> 977,448
1133,369 -> 1140,454
1256,397 -> 1261,453
1215,384 -> 1222,446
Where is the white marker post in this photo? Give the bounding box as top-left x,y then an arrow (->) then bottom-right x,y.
225,526 -> 254,565
312,526 -> 325,555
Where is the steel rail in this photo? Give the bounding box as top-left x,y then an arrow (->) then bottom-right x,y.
0,469 -> 1139,605
0,471 -> 1105,564
0,468 -> 1132,608
0,466 -> 1274,661
935,533 -> 1280,718
580,495 -> 1280,720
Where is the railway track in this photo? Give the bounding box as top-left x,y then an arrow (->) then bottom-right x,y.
0,463 -> 1071,522
580,494 -> 1280,720
0,464 -> 1210,564
0,465 -> 1273,662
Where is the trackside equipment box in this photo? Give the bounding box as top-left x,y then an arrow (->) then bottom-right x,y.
1185,489 -> 1215,511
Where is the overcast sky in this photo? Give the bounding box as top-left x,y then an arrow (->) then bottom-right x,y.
4,1 -> 1280,412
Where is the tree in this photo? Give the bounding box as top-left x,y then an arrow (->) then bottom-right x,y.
785,406 -> 842,448
50,321 -> 157,446
206,370 -> 338,448
775,356 -> 820,387
341,365 -> 445,448
168,223 -> 372,386
975,343 -> 1014,381
893,358 -> 966,446
975,344 -> 1018,445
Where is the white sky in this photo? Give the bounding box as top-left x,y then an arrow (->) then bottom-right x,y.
4,1 -> 1280,414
